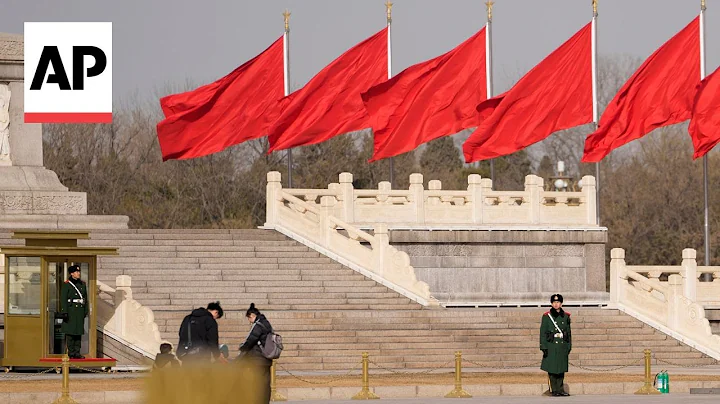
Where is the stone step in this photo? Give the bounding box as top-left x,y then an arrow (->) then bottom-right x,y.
149,304 -> 412,312
132,292 -> 404,301
103,268 -> 360,276
134,286 -> 392,294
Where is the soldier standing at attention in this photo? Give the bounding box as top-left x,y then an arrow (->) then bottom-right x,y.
60,265 -> 88,359
540,293 -> 572,397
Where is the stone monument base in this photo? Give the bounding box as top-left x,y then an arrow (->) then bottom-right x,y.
391,229 -> 608,303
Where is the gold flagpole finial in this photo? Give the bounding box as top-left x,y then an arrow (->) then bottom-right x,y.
283,9 -> 291,32
385,1 -> 393,23
701,0 -> 706,11
592,0 -> 598,15
486,1 -> 494,21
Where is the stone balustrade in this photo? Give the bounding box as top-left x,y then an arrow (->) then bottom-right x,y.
96,275 -> 163,358
267,172 -> 598,228
611,249 -> 720,306
610,248 -> 720,359
265,171 -> 436,306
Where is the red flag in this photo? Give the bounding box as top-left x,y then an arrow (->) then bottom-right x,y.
582,18 -> 700,162
268,28 -> 388,152
156,36 -> 284,161
362,28 -> 487,162
689,67 -> 720,159
463,23 -> 592,163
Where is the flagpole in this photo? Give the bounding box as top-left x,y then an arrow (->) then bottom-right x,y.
283,9 -> 293,188
592,0 -> 600,226
486,1 -> 495,189
386,1 -> 395,188
700,0 -> 709,265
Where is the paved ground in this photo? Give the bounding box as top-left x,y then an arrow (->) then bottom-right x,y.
291,394 -> 719,404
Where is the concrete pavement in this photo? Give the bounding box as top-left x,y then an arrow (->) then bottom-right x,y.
290,393 -> 720,404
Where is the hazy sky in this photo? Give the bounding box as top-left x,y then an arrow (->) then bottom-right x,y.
2,0 -> 718,103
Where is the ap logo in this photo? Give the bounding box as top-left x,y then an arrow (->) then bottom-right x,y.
24,22 -> 112,123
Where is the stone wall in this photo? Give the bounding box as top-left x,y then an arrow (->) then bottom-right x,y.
391,229 -> 608,302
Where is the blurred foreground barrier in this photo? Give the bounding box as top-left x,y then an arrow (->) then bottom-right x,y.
145,362 -> 264,404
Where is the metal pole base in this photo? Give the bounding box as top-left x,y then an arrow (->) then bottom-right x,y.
445,388 -> 472,398
53,395 -> 79,404
271,390 -> 288,402
352,388 -> 380,400
635,382 -> 661,395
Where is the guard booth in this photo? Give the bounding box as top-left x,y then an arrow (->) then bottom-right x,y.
0,231 -> 118,369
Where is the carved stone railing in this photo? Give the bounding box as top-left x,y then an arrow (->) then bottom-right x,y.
265,172 -> 437,306
612,249 -> 720,306
268,172 -> 598,228
610,248 -> 720,359
96,275 -> 164,358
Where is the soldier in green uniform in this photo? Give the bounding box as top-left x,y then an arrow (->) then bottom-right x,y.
60,265 -> 88,359
540,293 -> 572,396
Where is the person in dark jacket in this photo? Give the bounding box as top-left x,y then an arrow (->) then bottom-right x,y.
238,303 -> 273,404
540,294 -> 572,396
177,301 -> 225,363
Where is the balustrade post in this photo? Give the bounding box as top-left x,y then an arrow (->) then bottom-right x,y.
427,180 -> 441,207
339,173 -> 354,223
666,274 -> 683,329
468,174 -> 483,224
115,275 -> 132,338
320,196 -> 336,246
266,171 -> 283,226
409,173 -> 424,224
525,175 -> 543,224
610,248 -> 626,304
681,249 -> 698,301
581,175 -> 597,225
373,224 -> 389,277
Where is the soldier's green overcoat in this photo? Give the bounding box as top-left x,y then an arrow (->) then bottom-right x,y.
539,310 -> 572,374
60,278 -> 88,336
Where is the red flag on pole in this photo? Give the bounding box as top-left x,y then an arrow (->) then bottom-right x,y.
463,23 -> 592,163
690,66 -> 720,159
582,17 -> 700,162
156,36 -> 284,161
361,28 -> 487,162
268,28 -> 388,153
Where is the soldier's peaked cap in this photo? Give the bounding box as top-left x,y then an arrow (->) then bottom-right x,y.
68,265 -> 81,274
550,294 -> 563,303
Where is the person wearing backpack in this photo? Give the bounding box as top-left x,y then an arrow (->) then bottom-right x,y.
237,303 -> 276,404
177,301 -> 226,364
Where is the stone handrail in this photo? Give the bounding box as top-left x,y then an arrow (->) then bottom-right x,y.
613,249 -> 720,306
610,248 -> 720,359
268,172 -> 598,228
96,275 -> 164,358
264,172 -> 436,306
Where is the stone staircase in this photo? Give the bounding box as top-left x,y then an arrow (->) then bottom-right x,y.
2,229 -> 716,370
